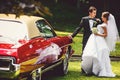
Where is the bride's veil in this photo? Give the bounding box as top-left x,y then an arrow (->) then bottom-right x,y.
106,14 -> 119,51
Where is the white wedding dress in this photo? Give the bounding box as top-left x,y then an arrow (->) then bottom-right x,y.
81,23 -> 116,77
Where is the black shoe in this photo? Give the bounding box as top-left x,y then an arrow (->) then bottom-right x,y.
81,68 -> 85,74
81,68 -> 93,76
80,68 -> 87,76
85,72 -> 94,76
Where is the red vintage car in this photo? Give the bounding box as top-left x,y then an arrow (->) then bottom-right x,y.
0,14 -> 73,80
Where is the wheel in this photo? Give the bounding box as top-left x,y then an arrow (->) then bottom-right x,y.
61,53 -> 69,75
57,47 -> 71,76
27,68 -> 41,80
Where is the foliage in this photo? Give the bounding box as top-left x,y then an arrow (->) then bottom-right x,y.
0,0 -> 52,17
42,0 -> 82,32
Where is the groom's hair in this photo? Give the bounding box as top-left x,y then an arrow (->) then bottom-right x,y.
88,6 -> 97,13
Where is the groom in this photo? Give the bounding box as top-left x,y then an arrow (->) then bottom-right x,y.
71,6 -> 100,74
72,6 -> 100,54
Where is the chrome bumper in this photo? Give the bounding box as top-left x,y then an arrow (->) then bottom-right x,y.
0,56 -> 20,79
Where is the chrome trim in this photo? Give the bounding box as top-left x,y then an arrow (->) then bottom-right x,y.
0,56 -> 20,79
0,56 -> 20,71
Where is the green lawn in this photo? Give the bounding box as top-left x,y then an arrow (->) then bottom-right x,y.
43,61 -> 120,80
55,31 -> 120,57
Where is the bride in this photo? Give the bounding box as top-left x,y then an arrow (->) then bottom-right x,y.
81,12 -> 119,77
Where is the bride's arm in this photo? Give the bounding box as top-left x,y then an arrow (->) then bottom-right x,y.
94,26 -> 107,37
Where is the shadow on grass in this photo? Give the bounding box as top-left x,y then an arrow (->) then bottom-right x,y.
42,70 -> 81,80
42,63 -> 120,80
42,70 -> 120,80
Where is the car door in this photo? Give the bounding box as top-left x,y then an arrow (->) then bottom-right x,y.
35,20 -> 66,46
35,20 -> 72,56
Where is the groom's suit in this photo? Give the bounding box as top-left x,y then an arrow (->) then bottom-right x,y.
72,16 -> 99,54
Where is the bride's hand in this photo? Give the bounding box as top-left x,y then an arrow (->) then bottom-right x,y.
94,33 -> 99,35
94,33 -> 106,37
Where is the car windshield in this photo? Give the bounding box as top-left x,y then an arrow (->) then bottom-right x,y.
0,19 -> 28,44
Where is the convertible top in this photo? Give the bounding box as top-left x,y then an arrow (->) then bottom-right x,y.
0,14 -> 45,39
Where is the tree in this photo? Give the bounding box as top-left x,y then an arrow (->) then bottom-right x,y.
0,0 -> 52,17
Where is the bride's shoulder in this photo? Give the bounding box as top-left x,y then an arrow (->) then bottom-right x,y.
98,23 -> 107,27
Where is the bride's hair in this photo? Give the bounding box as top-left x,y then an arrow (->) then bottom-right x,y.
102,12 -> 110,20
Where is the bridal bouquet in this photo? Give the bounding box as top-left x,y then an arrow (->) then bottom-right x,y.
91,27 -> 98,33
91,21 -> 98,34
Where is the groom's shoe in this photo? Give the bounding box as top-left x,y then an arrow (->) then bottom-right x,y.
81,68 -> 93,76
81,68 -> 86,74
86,72 -> 94,76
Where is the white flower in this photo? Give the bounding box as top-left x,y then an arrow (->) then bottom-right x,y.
91,27 -> 98,33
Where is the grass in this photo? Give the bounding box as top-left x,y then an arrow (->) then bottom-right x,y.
55,31 -> 120,56
43,61 -> 120,80
111,42 -> 120,56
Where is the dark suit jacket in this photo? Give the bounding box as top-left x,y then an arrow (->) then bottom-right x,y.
72,16 -> 99,50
